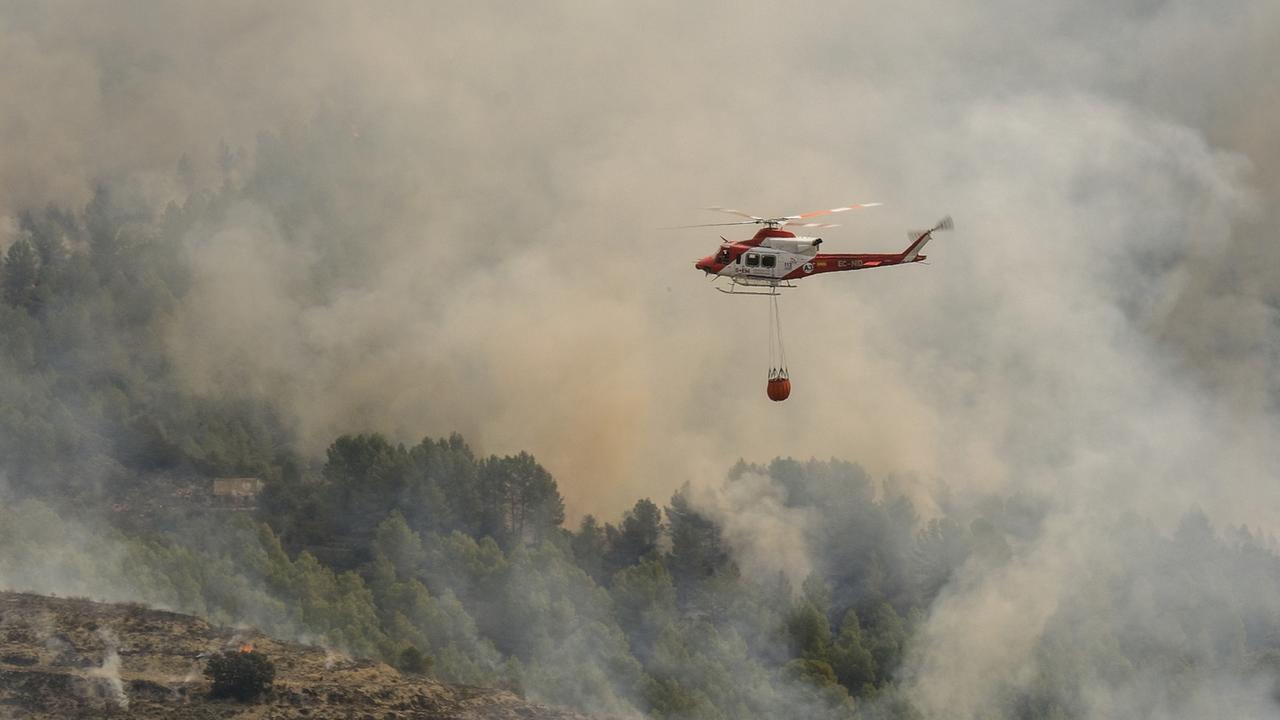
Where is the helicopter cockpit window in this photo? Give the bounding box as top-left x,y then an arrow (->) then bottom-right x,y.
761,255 -> 776,268
716,248 -> 731,262
745,253 -> 759,267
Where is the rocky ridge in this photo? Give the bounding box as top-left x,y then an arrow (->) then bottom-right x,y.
0,591 -> 594,719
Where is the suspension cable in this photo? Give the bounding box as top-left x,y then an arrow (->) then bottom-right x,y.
767,293 -> 776,378
773,292 -> 787,378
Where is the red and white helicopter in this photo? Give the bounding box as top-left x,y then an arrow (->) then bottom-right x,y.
682,202 -> 952,401
689,203 -> 952,294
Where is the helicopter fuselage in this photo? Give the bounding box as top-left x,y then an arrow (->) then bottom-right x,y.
693,227 -> 928,288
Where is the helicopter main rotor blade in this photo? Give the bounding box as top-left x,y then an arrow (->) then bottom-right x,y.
661,220 -> 763,229
783,201 -> 882,221
780,221 -> 841,229
705,207 -> 766,221
677,201 -> 880,230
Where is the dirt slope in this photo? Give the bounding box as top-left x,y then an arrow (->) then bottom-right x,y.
0,591 -> 595,719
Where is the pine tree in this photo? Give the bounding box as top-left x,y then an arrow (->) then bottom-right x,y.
2,238 -> 39,309
605,498 -> 663,576
665,489 -> 731,594
571,515 -> 609,584
830,609 -> 876,695
477,452 -> 565,546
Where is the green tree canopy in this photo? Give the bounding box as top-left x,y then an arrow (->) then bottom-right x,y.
607,498 -> 663,577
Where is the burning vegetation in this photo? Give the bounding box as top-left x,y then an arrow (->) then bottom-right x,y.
205,646 -> 275,702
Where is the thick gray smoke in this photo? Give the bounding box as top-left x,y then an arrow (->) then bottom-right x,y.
4,1 -> 1279,717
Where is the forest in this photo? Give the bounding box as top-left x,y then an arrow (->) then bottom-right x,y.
4,124 -> 1280,719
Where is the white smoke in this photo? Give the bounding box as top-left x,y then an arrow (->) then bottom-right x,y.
686,472 -> 816,588
86,630 -> 128,710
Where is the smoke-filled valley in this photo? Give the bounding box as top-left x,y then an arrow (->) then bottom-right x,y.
3,1 -> 1280,718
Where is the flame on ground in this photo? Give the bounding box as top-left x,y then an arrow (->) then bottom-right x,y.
239,642 -> 254,654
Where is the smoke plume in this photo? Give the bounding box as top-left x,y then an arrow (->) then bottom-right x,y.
4,1 -> 1280,717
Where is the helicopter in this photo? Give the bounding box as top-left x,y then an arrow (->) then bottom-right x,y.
681,202 -> 952,402
689,203 -> 952,294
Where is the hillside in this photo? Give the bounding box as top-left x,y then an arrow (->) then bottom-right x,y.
0,592 -> 594,720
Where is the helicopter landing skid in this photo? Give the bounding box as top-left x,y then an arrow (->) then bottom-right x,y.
713,279 -> 795,296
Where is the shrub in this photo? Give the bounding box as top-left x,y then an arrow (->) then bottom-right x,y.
205,649 -> 276,701
397,646 -> 433,675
